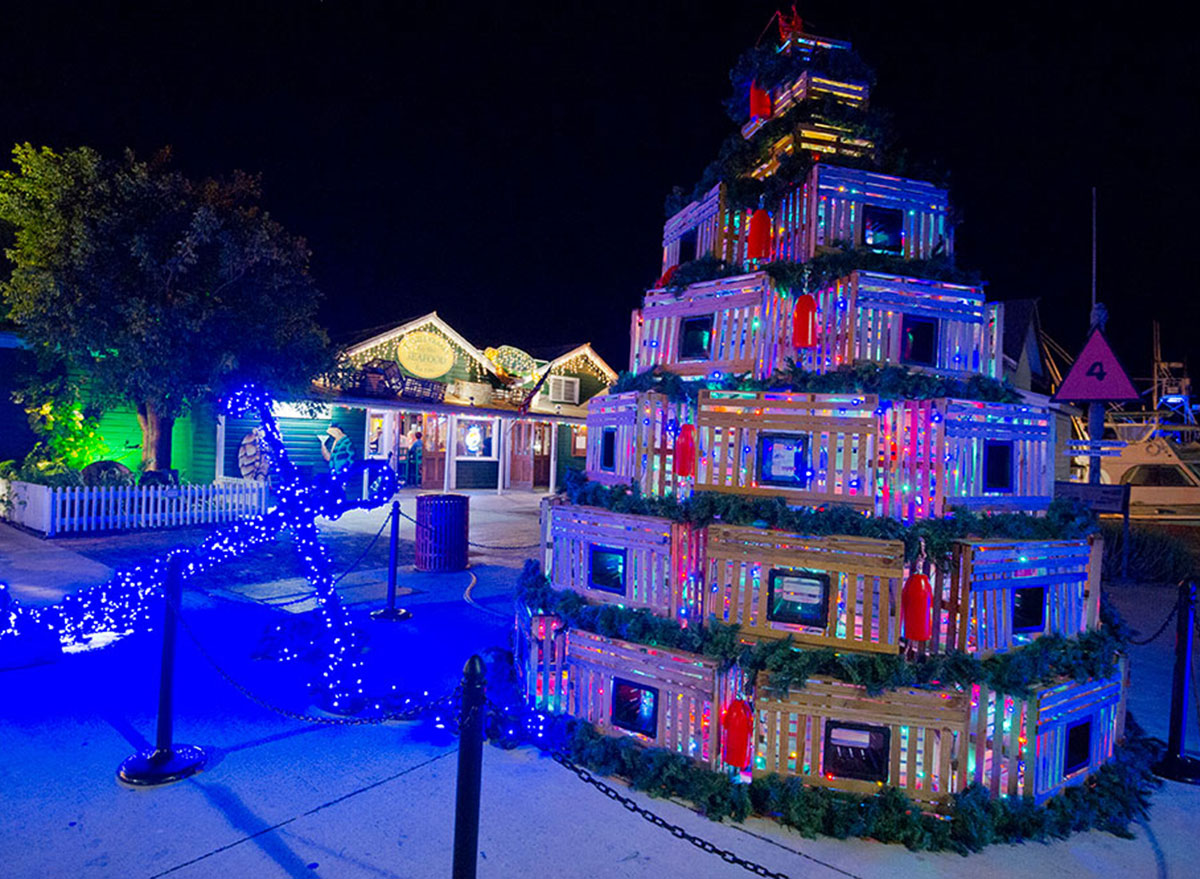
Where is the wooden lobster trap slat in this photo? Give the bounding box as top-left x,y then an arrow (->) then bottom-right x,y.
787,271 -> 1001,380
694,389 -> 879,512
565,629 -> 728,763
878,397 -> 1055,521
584,390 -> 692,498
951,537 -> 1102,655
515,603 -> 569,714
967,667 -> 1125,804
541,498 -> 704,622
753,675 -> 970,812
704,524 -> 905,653
802,165 -> 953,262
630,272 -> 787,380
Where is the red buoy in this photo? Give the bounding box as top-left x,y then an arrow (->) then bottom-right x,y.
791,293 -> 818,348
675,423 -> 697,478
747,208 -> 771,260
749,81 -> 771,119
721,699 -> 754,769
902,572 -> 933,642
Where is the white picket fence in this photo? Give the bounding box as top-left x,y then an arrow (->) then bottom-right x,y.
0,478 -> 269,537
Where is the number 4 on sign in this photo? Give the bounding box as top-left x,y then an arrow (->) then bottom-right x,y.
1052,330 -> 1139,402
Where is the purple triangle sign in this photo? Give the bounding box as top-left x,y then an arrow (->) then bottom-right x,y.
1052,330 -> 1139,402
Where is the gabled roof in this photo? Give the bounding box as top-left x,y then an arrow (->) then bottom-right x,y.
1002,299 -> 1041,361
540,343 -> 618,384
343,311 -> 497,375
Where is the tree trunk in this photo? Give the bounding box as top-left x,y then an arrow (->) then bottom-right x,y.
137,402 -> 175,472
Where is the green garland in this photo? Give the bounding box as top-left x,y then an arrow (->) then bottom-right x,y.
558,472 -> 1091,564
556,714 -> 1158,854
765,250 -> 982,290
517,561 -> 1122,700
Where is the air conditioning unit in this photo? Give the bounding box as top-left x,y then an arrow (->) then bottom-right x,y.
545,375 -> 580,405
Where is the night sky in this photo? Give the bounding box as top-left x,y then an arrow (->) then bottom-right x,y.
1,1 -> 1195,385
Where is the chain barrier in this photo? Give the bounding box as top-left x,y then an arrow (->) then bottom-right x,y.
1129,603 -> 1177,646
392,505 -> 540,551
549,751 -> 793,879
331,504 -> 394,587
169,590 -> 456,726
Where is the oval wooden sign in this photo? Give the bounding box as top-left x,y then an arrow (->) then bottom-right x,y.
397,330 -> 455,379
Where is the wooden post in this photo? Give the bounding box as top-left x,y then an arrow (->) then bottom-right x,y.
548,421 -> 559,495
444,414 -> 456,493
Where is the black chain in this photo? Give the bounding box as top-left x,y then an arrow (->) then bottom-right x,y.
393,506 -> 540,550
550,752 -> 793,879
1129,604 -> 1177,645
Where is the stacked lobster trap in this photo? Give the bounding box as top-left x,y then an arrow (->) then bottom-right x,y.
516,14 -> 1128,815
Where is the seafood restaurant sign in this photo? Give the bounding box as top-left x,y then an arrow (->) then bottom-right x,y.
397,331 -> 456,379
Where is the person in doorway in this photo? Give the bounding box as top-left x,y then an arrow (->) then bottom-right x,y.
318,422 -> 355,476
407,431 -> 424,486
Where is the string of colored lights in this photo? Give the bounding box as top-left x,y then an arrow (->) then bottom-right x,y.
0,384 -> 398,713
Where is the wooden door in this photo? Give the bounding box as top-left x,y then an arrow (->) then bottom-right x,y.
531,422 -> 551,488
509,422 -> 534,490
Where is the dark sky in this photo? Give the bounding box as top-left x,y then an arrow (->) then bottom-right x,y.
1,1 -> 1196,384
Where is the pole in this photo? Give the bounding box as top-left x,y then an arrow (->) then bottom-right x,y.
1153,580 -> 1200,783
452,655 -> 486,879
1121,485 -> 1131,581
1088,402 -> 1104,484
117,554 -> 207,787
372,502 -> 411,621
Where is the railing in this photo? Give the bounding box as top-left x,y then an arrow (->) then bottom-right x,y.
1,478 -> 269,537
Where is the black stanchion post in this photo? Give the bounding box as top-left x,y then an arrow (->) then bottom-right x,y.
452,655 -> 486,879
373,501 -> 411,621
117,554 -> 207,787
1153,579 -> 1200,784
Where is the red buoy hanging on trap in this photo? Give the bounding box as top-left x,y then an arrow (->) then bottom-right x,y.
791,293 -> 818,348
902,571 -> 933,642
675,423 -> 697,478
721,699 -> 754,769
747,209 -> 771,260
749,81 -> 771,119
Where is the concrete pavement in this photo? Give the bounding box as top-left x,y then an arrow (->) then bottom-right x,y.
1,492 -> 1198,879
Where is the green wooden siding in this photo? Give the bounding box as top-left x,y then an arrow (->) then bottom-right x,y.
223,406 -> 367,496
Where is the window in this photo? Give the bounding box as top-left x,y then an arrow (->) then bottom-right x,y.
823,721 -> 890,782
455,418 -> 497,459
611,678 -> 659,738
600,427 -> 617,471
862,204 -> 903,254
757,433 -> 810,487
679,315 -> 714,361
588,545 -> 626,595
1121,464 -> 1193,487
900,314 -> 938,367
767,568 -> 830,629
1012,585 -> 1046,633
677,228 -> 698,264
1064,717 -> 1093,776
545,375 -> 580,405
983,440 -> 1015,492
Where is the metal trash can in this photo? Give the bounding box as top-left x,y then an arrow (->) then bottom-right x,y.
414,493 -> 469,572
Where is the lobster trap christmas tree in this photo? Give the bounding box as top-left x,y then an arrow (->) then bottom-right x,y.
517,8 -> 1130,819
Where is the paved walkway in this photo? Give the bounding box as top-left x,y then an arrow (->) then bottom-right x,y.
1,495 -> 1198,878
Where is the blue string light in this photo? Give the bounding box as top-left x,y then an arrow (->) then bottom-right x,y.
1,384 -> 397,713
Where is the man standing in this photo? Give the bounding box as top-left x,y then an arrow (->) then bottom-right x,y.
318,422 -> 355,476
407,431 -> 424,486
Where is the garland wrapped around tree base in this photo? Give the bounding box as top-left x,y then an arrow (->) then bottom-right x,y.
517,561 -> 1125,699
534,713 -> 1159,855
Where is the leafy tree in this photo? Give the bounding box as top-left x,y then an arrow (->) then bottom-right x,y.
0,144 -> 331,470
